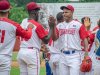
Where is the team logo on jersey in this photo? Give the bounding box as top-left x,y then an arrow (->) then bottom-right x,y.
59,28 -> 75,36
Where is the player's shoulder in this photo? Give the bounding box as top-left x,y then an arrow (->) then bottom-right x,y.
0,17 -> 20,27
28,19 -> 45,31
73,20 -> 82,26
93,26 -> 99,31
28,19 -> 42,27
57,21 -> 66,27
21,18 -> 28,24
21,18 -> 28,29
57,22 -> 63,26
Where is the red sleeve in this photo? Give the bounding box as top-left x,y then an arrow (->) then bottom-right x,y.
88,32 -> 95,51
16,24 -> 32,39
93,26 -> 99,31
48,38 -> 53,46
79,25 -> 88,40
36,25 -> 47,39
0,18 -> 32,40
89,33 -> 95,43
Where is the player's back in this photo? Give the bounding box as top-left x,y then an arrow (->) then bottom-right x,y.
0,18 -> 17,56
20,18 -> 45,50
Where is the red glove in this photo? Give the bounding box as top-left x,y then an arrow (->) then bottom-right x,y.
80,56 -> 92,72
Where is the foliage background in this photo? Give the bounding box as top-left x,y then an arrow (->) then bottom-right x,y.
9,7 -> 28,23
7,0 -> 100,75
8,0 -> 100,23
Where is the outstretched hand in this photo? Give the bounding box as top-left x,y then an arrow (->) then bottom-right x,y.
84,17 -> 91,27
48,15 -> 56,28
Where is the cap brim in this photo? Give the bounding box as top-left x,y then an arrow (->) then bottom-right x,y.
60,6 -> 72,11
60,6 -> 67,10
0,8 -> 10,12
34,6 -> 41,10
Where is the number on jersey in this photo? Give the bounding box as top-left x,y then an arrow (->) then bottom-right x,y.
0,30 -> 5,43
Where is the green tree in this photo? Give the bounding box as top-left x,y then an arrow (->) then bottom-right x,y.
9,7 -> 28,23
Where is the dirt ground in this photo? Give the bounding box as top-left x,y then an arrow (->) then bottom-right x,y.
11,61 -> 19,67
11,60 -> 45,67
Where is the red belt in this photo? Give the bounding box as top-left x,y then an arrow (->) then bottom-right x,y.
96,57 -> 100,60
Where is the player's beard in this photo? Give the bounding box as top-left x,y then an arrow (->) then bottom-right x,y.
34,13 -> 39,21
29,13 -> 39,22
36,14 -> 39,21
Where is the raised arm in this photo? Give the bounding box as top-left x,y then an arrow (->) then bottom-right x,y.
39,16 -> 57,44
16,23 -> 34,39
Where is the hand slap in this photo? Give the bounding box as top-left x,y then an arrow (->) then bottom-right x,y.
48,15 -> 56,28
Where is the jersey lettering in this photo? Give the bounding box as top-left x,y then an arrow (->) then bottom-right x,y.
59,28 -> 76,36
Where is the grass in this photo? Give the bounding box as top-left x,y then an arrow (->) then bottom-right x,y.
12,52 -> 18,61
40,67 -> 46,75
10,67 -> 46,75
10,67 -> 20,75
11,52 -> 46,75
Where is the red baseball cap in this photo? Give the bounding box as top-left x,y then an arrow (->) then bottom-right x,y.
60,5 -> 74,12
26,2 -> 40,11
0,1 -> 10,12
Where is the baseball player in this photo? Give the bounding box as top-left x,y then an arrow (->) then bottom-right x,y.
50,5 -> 89,75
41,43 -> 53,75
48,39 -> 61,75
48,12 -> 64,75
92,19 -> 100,75
81,17 -> 95,52
17,2 -> 55,75
0,1 -> 34,75
80,17 -> 95,75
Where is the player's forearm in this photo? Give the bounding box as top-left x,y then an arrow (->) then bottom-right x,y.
22,28 -> 32,39
83,38 -> 89,52
48,16 -> 57,41
42,26 -> 54,44
52,26 -> 58,41
16,27 -> 32,39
